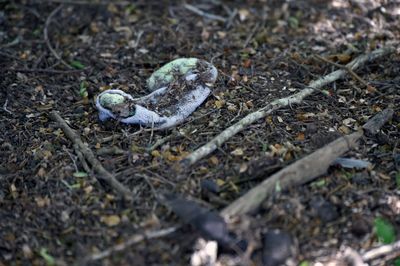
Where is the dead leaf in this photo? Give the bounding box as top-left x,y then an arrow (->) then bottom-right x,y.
217,31 -> 226,39
214,100 -> 225,109
231,148 -> 244,156
296,132 -> 305,141
216,179 -> 225,186
201,28 -> 210,41
209,156 -> 219,165
101,215 -> 121,226
37,167 -> 46,177
339,125 -> 351,134
245,100 -> 254,108
242,59 -> 251,68
238,9 -> 250,21
35,196 -> 50,207
239,163 -> 248,173
84,185 -> 93,194
151,150 -> 161,157
342,118 -> 356,127
227,103 -> 237,112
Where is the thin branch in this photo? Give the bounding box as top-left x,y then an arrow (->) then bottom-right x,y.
342,246 -> 365,266
243,22 -> 260,48
44,4 -> 74,69
179,46 -> 395,168
3,68 -> 84,74
362,240 -> 400,261
3,99 -> 12,114
82,226 -> 178,262
221,108 -> 393,218
146,132 -> 178,152
313,54 -> 369,87
49,111 -> 133,200
35,0 -> 130,5
183,4 -> 227,22
362,108 -> 394,134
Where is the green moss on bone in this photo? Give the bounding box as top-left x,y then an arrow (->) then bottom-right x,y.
100,93 -> 126,108
147,58 -> 198,91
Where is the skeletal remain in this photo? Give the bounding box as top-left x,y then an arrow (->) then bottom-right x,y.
96,58 -> 218,129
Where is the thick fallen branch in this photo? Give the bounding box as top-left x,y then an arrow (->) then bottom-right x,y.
363,108 -> 394,135
180,46 -> 395,167
50,111 -> 133,200
221,131 -> 362,218
221,108 -> 393,218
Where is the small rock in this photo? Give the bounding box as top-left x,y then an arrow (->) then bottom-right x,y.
350,215 -> 371,238
200,179 -> 220,194
310,197 -> 339,223
351,172 -> 371,186
262,229 -> 297,266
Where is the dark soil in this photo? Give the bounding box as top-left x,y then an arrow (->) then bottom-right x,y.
1,1 -> 399,265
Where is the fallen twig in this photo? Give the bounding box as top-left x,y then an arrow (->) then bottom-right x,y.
44,4 -> 74,69
363,108 -> 394,135
243,22 -> 260,48
180,46 -> 395,167
362,239 -> 400,262
37,0 -> 130,5
3,68 -> 84,74
82,226 -> 178,263
342,246 -> 365,266
183,4 -> 227,22
314,54 -> 369,87
2,99 -> 12,114
221,108 -> 393,218
50,111 -> 133,200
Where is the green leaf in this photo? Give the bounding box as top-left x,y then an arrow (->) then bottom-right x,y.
394,258 -> 400,266
70,60 -> 85,69
275,181 -> 281,192
311,179 -> 326,188
374,217 -> 396,244
396,172 -> 400,188
79,81 -> 88,98
288,16 -> 299,29
73,171 -> 88,178
39,248 -> 55,266
299,261 -> 310,266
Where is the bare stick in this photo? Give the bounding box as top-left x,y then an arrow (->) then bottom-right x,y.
83,226 -> 178,262
362,240 -> 400,261
36,0 -> 130,5
50,111 -> 133,200
2,99 -> 12,114
341,246 -> 365,266
221,108 -> 394,218
44,4 -> 74,69
243,22 -> 260,48
363,108 -> 394,135
4,68 -> 84,74
183,4 -> 227,22
180,46 -> 395,167
146,131 -> 180,152
314,54 -> 369,87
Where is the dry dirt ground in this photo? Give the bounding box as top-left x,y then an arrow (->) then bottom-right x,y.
1,0 -> 400,265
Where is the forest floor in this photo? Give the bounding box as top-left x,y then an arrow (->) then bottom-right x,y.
0,0 -> 399,265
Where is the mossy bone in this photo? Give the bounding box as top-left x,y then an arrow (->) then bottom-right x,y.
96,58 -> 217,129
